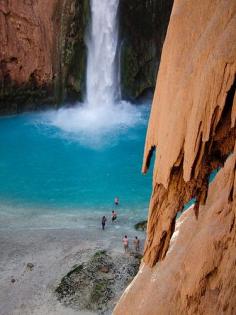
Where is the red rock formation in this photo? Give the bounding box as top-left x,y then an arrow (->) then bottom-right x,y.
0,0 -> 89,113
114,0 -> 236,313
0,0 -> 59,113
0,0 -> 55,86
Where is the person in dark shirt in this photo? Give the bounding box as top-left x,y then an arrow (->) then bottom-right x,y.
111,210 -> 117,222
101,216 -> 107,230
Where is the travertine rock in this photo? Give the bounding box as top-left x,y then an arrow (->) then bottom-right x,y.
142,0 -> 236,266
114,150 -> 236,315
114,0 -> 236,314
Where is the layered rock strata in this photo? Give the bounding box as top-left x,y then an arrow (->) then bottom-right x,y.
114,0 -> 236,313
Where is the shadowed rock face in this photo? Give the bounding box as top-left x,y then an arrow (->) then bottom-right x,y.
114,0 -> 236,314
0,0 -> 89,114
119,0 -> 173,100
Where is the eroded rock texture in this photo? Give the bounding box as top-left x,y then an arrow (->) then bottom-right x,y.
114,0 -> 236,314
0,0 -> 88,114
114,152 -> 236,314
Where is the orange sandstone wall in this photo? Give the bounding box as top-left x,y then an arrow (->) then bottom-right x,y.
114,0 -> 236,314
114,151 -> 236,314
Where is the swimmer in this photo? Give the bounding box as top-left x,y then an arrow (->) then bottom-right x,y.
114,197 -> 119,206
111,210 -> 117,222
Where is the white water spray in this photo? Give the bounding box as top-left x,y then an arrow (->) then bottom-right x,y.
86,0 -> 120,106
45,0 -> 147,148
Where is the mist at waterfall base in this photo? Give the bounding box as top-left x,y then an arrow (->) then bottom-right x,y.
0,101 -> 152,230
0,0 -> 153,230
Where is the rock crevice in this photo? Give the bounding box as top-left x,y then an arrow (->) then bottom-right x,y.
114,0 -> 236,314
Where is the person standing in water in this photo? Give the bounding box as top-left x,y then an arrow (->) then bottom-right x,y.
122,235 -> 129,253
133,236 -> 140,252
111,210 -> 117,222
114,197 -> 119,206
101,216 -> 107,230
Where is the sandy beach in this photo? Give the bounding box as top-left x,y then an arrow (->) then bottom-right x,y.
0,222 -> 145,315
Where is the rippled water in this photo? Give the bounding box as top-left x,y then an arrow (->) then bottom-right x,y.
0,102 -> 153,230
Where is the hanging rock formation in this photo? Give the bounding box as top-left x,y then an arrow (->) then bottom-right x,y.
114,0 -> 236,314
0,0 -> 89,114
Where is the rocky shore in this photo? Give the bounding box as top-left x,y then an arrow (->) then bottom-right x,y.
0,223 -> 144,315
56,250 -> 141,314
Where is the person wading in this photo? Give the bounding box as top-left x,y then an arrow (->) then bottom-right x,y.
102,216 -> 107,230
133,236 -> 140,252
114,197 -> 119,206
111,210 -> 117,222
122,235 -> 129,253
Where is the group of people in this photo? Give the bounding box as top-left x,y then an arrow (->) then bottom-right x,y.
122,235 -> 140,253
101,197 -> 119,230
101,197 -> 141,253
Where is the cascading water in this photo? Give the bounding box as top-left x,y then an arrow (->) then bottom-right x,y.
45,0 -> 147,148
86,0 -> 120,107
0,0 -> 152,232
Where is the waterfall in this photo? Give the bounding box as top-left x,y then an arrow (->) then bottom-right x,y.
86,0 -> 120,107
47,0 -> 145,148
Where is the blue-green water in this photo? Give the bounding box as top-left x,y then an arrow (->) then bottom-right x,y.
0,103 -> 153,229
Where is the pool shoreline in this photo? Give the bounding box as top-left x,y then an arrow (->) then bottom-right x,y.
0,219 -> 146,315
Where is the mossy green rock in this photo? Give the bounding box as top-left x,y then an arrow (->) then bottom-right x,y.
119,0 -> 173,100
54,0 -> 90,104
55,250 -> 141,314
134,220 -> 147,231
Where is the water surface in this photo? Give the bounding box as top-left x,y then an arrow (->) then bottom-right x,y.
0,103 -> 152,230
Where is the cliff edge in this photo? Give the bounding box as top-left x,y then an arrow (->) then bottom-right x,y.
114,0 -> 236,314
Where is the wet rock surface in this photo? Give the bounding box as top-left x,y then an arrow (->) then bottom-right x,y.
119,0 -> 173,100
134,220 -> 147,231
55,250 -> 141,314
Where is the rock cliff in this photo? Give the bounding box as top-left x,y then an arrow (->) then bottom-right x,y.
0,0 -> 173,113
119,0 -> 173,100
114,0 -> 236,314
0,0 -> 88,114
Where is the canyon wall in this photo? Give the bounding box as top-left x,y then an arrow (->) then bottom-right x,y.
0,0 -> 89,114
114,0 -> 236,314
119,0 -> 173,100
0,0 -> 173,114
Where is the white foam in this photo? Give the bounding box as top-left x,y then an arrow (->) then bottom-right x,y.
40,101 -> 147,148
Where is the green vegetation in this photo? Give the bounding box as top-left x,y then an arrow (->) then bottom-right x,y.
134,220 -> 147,231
